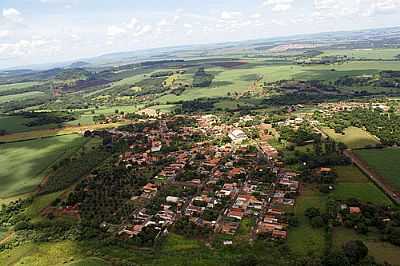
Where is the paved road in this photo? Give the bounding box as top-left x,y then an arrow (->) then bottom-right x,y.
343,149 -> 400,205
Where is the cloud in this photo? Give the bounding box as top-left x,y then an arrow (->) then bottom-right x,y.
0,30 -> 10,38
2,8 -> 23,23
220,11 -> 242,20
107,25 -> 127,37
250,13 -> 262,19
127,18 -> 138,29
263,0 -> 294,11
312,0 -> 400,19
133,25 -> 152,37
183,23 -> 193,28
0,38 -> 60,59
364,0 -> 400,16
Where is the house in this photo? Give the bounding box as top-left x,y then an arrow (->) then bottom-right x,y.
228,129 -> 247,143
227,208 -> 245,220
272,230 -> 288,239
143,183 -> 158,194
349,207 -> 361,214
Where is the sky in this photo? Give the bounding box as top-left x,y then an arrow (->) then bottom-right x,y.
0,0 -> 400,68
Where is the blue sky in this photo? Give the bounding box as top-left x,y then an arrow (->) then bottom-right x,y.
0,0 -> 399,68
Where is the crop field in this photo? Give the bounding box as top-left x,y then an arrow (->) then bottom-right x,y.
332,183 -> 392,205
0,134 -> 86,198
288,185 -> 327,256
0,82 -> 41,93
0,91 -> 47,104
333,227 -> 400,265
355,148 -> 400,191
334,165 -> 369,183
322,127 -> 380,149
320,48 -> 400,60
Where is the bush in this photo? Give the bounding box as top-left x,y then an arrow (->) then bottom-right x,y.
310,216 -> 324,228
14,221 -> 32,231
343,240 -> 368,263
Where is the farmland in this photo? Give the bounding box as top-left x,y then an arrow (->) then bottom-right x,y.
322,127 -> 380,149
0,134 -> 86,198
1,26 -> 400,266
355,148 -> 400,191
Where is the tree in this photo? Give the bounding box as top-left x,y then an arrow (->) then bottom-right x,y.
310,216 -> 324,228
323,251 -> 351,266
343,240 -> 368,263
305,207 -> 320,219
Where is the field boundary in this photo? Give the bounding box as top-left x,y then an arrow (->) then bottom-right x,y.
343,149 -> 400,205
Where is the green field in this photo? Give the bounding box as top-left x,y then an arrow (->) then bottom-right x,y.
322,127 -> 380,149
0,82 -> 41,93
288,185 -> 327,256
334,165 -> 369,183
0,134 -> 86,198
355,148 -> 400,191
0,91 -> 47,104
333,183 -> 392,205
321,48 -> 400,60
333,227 -> 400,265
333,165 -> 391,205
0,115 -> 57,133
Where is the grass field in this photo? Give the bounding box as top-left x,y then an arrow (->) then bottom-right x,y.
333,183 -> 392,205
288,185 -> 327,256
333,165 -> 392,205
322,127 -> 380,149
0,115 -> 57,133
334,165 -> 369,183
355,148 -> 400,191
333,227 -> 400,265
321,48 -> 400,60
0,134 -> 86,198
0,82 -> 41,93
0,240 -> 90,265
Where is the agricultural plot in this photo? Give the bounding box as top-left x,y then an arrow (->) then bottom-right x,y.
322,127 -> 380,149
333,183 -> 392,205
0,134 -> 86,198
333,165 -> 392,205
320,48 -> 400,60
355,148 -> 400,191
0,91 -> 47,104
288,185 -> 327,256
0,82 -> 41,93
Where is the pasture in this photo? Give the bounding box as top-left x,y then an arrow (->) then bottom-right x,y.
355,148 -> 400,191
332,183 -> 392,205
320,48 -> 400,60
333,227 -> 400,265
0,134 -> 86,198
288,185 -> 327,256
0,82 -> 40,93
0,91 -> 46,104
322,127 -> 380,149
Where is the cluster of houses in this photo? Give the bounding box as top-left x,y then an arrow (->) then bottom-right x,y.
94,114 -> 302,243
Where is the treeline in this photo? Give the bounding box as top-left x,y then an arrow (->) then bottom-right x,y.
192,68 -> 214,87
22,112 -> 76,127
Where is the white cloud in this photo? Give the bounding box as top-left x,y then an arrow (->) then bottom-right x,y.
107,25 -> 127,37
263,0 -> 294,11
127,18 -> 138,29
133,25 -> 152,37
2,8 -> 23,23
220,11 -> 242,20
0,38 -> 60,59
183,23 -> 193,28
0,30 -> 10,38
250,13 -> 262,19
